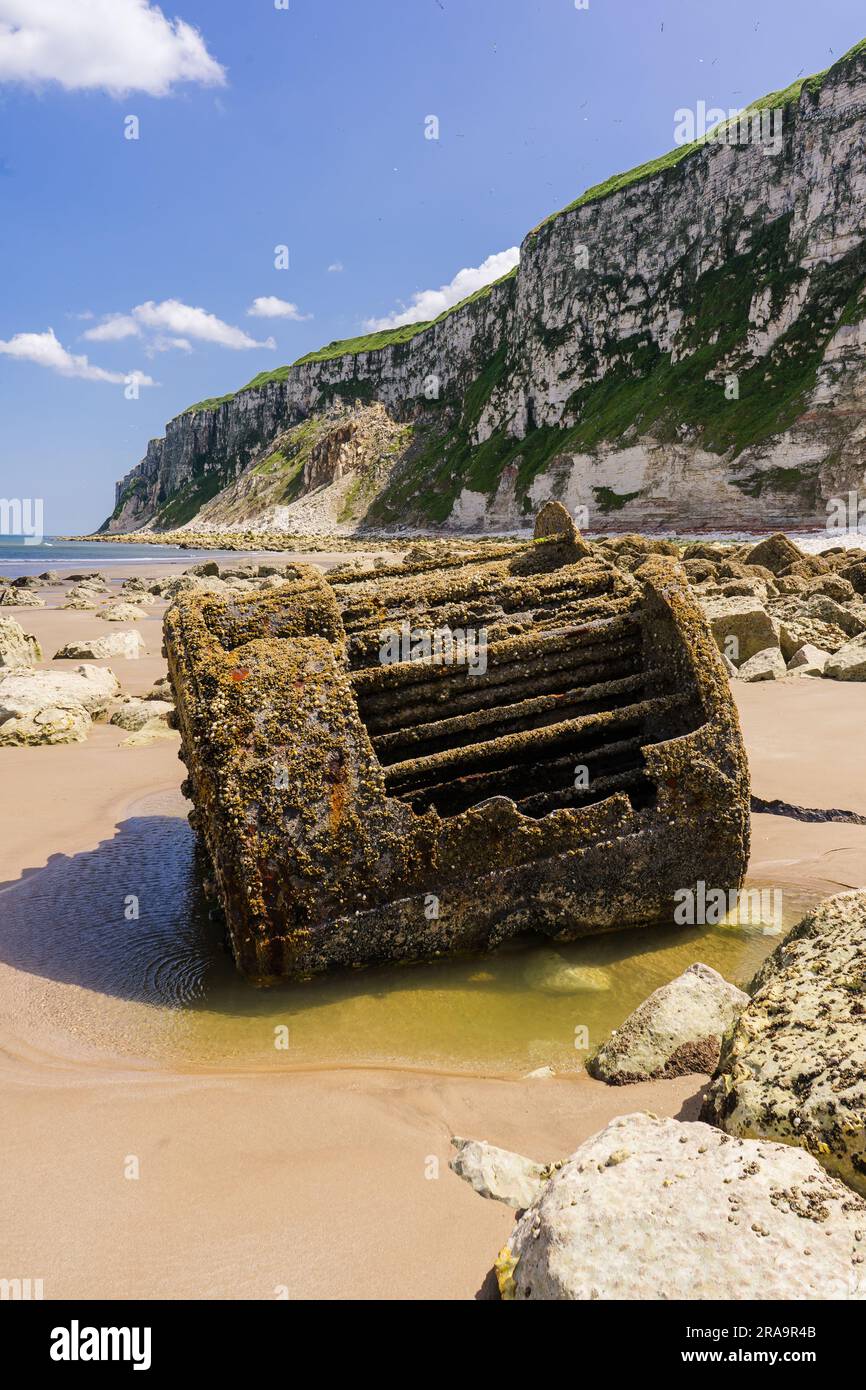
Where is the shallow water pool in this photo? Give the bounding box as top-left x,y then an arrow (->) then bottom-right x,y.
0,788 -> 814,1074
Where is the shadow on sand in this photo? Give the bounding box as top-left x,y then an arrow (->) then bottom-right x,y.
0,815 -> 218,1007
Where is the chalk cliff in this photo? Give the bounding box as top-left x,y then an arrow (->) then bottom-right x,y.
103,39 -> 866,536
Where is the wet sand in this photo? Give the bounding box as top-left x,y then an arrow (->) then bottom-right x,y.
1,566 -> 865,1299
0,1057 -> 704,1300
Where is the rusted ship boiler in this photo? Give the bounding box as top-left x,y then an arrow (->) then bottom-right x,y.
165,507 -> 750,984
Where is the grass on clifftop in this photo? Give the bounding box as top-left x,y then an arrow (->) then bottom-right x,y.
530,37 -> 866,237
180,270 -> 518,416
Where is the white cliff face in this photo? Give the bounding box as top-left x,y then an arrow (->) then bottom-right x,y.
105,42 -> 866,536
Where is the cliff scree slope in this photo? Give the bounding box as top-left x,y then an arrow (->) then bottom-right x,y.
103,39 -> 866,536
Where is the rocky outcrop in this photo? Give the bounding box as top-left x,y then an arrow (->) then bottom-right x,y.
0,617 -> 42,668
672,534 -> 866,679
97,602 -> 148,622
702,890 -> 866,1195
110,698 -> 173,731
55,632 -> 146,661
587,963 -> 748,1083
827,632 -> 866,679
104,40 -> 866,536
0,588 -> 45,608
461,1113 -> 866,1300
0,666 -> 120,745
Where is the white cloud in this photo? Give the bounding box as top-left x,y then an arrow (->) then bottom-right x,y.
0,0 -> 225,97
148,334 -> 192,354
0,327 -> 156,384
135,299 -> 274,349
84,299 -> 275,351
327,262 -> 344,273
82,313 -> 140,342
363,248 -> 520,331
247,296 -> 311,321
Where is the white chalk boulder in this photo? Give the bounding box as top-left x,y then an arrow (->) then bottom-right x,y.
0,616 -> 42,668
490,1114 -> 866,1300
55,631 -> 146,661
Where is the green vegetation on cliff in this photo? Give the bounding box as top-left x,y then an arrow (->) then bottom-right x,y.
179,269 -> 518,417
369,208 -> 866,526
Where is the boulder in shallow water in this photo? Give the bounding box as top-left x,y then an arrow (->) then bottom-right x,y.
701,889 -> 866,1195
489,1113 -> 866,1300
587,963 -> 748,1084
0,616 -> 42,668
523,950 -> 611,995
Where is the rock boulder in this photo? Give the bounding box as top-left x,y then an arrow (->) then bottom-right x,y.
826,633 -> 866,680
449,1138 -> 549,1209
737,647 -> 788,681
109,698 -> 173,731
700,596 -> 779,666
587,963 -> 748,1084
0,616 -> 42,668
743,534 -> 802,575
489,1114 -> 866,1300
701,890 -> 866,1195
55,631 -> 146,661
0,664 -> 120,744
97,602 -> 148,622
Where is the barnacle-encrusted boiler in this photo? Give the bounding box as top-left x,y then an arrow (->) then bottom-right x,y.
165,509 -> 750,984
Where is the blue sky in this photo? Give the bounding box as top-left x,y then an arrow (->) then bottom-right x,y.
1,0 -> 864,533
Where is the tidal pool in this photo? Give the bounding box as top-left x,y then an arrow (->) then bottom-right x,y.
0,788 -> 812,1075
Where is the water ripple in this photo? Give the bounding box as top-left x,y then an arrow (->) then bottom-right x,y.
0,800 -> 215,1008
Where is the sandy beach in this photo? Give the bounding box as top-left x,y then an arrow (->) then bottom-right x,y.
2,557 -> 865,1300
